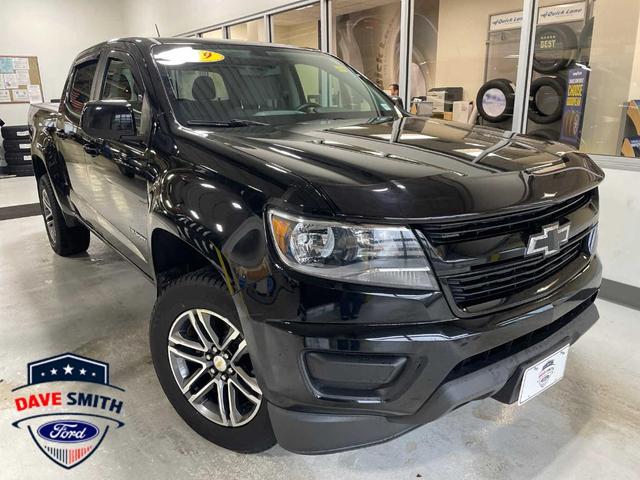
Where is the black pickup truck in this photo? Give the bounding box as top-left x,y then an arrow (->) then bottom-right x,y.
28,37 -> 603,454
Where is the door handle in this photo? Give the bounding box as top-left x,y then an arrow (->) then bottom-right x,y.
83,143 -> 100,156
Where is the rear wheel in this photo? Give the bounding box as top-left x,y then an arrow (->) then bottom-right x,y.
149,269 -> 276,453
38,175 -> 90,255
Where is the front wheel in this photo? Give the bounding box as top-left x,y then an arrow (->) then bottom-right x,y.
149,269 -> 276,453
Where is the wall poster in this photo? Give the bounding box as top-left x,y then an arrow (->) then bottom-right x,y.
0,55 -> 43,104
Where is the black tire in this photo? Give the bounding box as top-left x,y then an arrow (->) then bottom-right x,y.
476,78 -> 515,123
150,269 -> 276,453
37,175 -> 90,256
7,164 -> 34,177
1,125 -> 30,140
4,151 -> 32,165
529,76 -> 566,124
533,24 -> 578,74
3,139 -> 31,152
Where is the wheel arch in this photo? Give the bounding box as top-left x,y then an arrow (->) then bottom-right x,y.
32,153 -> 47,181
150,226 -> 234,296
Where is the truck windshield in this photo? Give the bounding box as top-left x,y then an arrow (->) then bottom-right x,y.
152,44 -> 397,127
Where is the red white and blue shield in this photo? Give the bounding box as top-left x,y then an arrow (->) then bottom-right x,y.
14,414 -> 123,469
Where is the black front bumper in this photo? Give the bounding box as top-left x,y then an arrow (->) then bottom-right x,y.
238,257 -> 601,454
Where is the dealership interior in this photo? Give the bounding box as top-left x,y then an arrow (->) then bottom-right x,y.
1,0 -> 640,478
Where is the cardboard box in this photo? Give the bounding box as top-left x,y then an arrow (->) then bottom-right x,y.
453,101 -> 473,123
427,87 -> 463,112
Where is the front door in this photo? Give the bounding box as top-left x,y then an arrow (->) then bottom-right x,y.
85,49 -> 152,274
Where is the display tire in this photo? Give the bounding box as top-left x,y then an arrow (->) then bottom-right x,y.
150,269 -> 276,453
528,76 -> 566,125
37,174 -> 90,256
2,139 -> 31,153
1,125 -> 30,140
4,151 -> 32,165
7,164 -> 34,177
476,78 -> 515,123
533,24 -> 578,74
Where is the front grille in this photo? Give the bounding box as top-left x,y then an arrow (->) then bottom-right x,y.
442,228 -> 590,310
421,191 -> 592,244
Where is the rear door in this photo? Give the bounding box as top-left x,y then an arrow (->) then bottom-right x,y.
56,57 -> 100,222
85,46 -> 153,273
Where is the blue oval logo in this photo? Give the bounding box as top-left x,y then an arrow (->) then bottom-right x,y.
37,420 -> 99,443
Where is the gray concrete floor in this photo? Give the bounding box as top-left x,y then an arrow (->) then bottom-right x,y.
0,176 -> 39,207
1,177 -> 640,479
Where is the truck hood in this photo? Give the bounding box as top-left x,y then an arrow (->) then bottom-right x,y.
191,116 -> 604,220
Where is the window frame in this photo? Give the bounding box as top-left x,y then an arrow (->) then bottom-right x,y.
270,2 -> 322,50
94,47 -> 151,143
99,57 -> 144,104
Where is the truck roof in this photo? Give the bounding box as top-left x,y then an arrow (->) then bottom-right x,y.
75,36 -> 316,60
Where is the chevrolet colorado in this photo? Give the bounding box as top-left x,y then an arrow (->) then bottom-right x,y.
28,37 -> 603,454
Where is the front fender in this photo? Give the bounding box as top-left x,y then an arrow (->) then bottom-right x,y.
147,168 -> 275,294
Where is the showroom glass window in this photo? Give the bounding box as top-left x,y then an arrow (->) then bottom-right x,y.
330,0 -> 401,93
201,28 -> 223,40
525,0 -> 640,158
66,61 -> 98,116
409,0 -> 525,127
228,19 -> 266,42
271,3 -> 321,49
101,58 -> 144,128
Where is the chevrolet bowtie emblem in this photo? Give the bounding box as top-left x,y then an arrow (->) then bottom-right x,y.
526,222 -> 570,257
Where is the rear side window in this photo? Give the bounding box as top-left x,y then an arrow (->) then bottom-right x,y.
67,60 -> 98,115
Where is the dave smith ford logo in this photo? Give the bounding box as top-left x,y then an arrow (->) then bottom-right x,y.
10,353 -> 125,469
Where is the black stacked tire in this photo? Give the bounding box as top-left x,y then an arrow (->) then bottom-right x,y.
2,124 -> 33,176
1,125 -> 30,140
7,164 -> 34,176
5,151 -> 32,165
3,139 -> 31,152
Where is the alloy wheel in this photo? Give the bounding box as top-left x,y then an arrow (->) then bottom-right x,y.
167,308 -> 262,427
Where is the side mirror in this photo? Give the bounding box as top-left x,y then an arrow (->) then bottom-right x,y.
81,100 -> 136,141
390,95 -> 404,109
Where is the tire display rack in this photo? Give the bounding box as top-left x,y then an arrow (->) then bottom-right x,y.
478,3 -> 593,142
1,125 -> 33,177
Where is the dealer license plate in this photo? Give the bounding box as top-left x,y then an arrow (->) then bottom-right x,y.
518,345 -> 569,405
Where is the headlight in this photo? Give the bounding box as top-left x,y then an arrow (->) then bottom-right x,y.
268,210 -> 438,290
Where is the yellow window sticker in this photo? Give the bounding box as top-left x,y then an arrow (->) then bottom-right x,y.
198,50 -> 225,63
334,65 -> 349,73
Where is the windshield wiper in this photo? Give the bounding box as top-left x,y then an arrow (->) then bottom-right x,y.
186,119 -> 269,127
